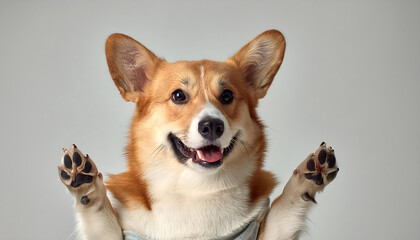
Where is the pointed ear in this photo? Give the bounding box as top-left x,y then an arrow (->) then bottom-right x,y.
228,30 -> 286,99
105,33 -> 160,102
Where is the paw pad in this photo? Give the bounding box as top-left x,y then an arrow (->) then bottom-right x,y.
298,142 -> 339,203
80,196 -> 90,205
58,145 -> 97,189
303,142 -> 339,185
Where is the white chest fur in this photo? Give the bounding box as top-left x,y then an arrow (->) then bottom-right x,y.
115,155 -> 266,239
114,186 -> 266,239
113,152 -> 264,239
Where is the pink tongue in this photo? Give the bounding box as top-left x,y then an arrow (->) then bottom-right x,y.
196,148 -> 223,162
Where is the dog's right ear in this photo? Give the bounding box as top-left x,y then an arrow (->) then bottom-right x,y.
105,34 -> 160,102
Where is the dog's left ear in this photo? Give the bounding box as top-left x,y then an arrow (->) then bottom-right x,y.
228,30 -> 286,99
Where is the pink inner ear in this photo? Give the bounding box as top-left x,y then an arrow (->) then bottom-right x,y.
244,63 -> 259,86
130,65 -> 148,92
120,48 -> 150,92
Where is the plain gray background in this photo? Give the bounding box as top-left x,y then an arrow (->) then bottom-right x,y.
1,0 -> 419,239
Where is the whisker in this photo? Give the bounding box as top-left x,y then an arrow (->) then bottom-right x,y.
148,144 -> 163,158
236,135 -> 251,156
240,141 -> 250,156
153,144 -> 165,160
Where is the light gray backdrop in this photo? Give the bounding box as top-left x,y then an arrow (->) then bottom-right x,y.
1,0 -> 419,239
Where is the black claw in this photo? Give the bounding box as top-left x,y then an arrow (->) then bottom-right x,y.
327,170 -> 338,180
73,152 -> 82,167
305,173 -> 313,180
307,159 -> 315,171
60,170 -> 70,180
73,144 -> 78,148
81,196 -> 90,205
302,192 -> 317,203
82,161 -> 92,173
320,142 -> 326,146
64,154 -> 72,169
327,154 -> 336,168
318,149 -> 327,164
313,173 -> 324,185
70,174 -> 93,188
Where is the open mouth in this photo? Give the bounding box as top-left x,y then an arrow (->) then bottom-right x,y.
168,132 -> 239,168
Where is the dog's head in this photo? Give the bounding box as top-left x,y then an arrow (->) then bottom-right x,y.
105,30 -> 285,177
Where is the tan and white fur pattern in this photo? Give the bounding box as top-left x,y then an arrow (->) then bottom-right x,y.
58,30 -> 339,240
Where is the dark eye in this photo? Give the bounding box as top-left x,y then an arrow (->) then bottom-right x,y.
220,89 -> 234,104
171,89 -> 188,104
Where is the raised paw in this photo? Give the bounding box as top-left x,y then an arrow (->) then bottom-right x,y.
58,144 -> 99,193
295,142 -> 339,203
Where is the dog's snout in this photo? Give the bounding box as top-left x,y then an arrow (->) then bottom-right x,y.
198,118 -> 224,141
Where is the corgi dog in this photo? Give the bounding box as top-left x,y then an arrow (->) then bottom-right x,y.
58,30 -> 339,240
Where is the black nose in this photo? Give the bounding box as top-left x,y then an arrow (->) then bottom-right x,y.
198,118 -> 224,141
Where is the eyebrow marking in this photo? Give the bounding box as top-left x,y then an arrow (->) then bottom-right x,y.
181,78 -> 189,86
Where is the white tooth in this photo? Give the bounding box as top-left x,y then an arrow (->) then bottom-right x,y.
197,151 -> 204,160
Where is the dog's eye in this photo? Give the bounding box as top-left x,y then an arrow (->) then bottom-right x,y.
171,89 -> 188,104
220,89 -> 234,104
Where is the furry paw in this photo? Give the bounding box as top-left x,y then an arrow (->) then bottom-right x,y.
294,142 -> 339,203
58,144 -> 100,199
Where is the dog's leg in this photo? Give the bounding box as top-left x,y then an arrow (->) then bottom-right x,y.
260,142 -> 339,240
58,144 -> 123,240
